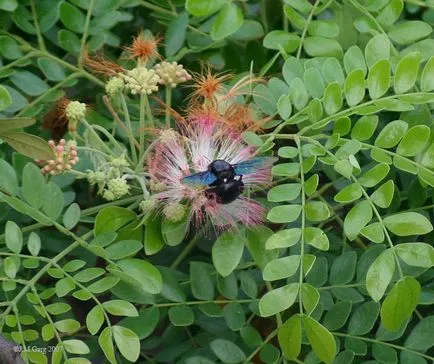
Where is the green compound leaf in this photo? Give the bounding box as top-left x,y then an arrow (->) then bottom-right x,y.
259,283 -> 299,317
404,316 -> 434,351
210,339 -> 246,364
383,212 -> 433,236
112,325 -> 140,362
344,200 -> 373,241
263,255 -> 300,281
5,220 -> 22,254
185,0 -> 225,16
366,248 -> 395,302
396,125 -> 430,157
374,120 -> 408,149
395,243 -> 434,268
344,69 -> 365,106
0,85 -> 12,111
210,3 -> 243,41
59,2 -> 85,33
278,314 -> 302,360
421,56 -> 434,91
381,276 -> 421,331
388,20 -> 432,45
168,305 -> 194,327
212,230 -> 245,277
371,180 -> 395,208
303,315 -> 337,364
267,204 -> 302,223
0,132 -> 54,160
394,52 -> 421,94
367,59 -> 390,99
265,228 -> 301,249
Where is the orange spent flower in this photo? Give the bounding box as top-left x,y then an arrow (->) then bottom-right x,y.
224,104 -> 263,133
125,32 -> 161,63
191,65 -> 231,102
83,50 -> 124,77
43,97 -> 71,140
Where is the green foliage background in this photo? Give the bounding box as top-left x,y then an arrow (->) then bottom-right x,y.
1,0 -> 434,363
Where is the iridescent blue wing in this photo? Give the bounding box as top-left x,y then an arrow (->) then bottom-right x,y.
181,171 -> 217,185
233,157 -> 277,175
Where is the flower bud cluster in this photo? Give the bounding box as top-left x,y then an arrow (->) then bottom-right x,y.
86,155 -> 132,201
164,202 -> 186,223
37,139 -> 79,175
103,178 -> 130,201
150,180 -> 167,192
139,198 -> 157,214
154,61 -> 192,88
65,101 -> 86,131
122,67 -> 160,95
105,76 -> 125,97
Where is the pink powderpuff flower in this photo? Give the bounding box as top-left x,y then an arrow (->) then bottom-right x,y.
147,108 -> 276,230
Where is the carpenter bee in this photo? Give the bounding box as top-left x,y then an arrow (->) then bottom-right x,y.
182,157 -> 275,204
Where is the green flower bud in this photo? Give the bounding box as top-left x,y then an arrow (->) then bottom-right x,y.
105,76 -> 125,97
164,202 -> 186,223
87,171 -> 105,185
110,156 -> 129,168
65,101 -> 86,124
150,180 -> 167,192
139,199 -> 157,214
107,177 -> 130,199
102,190 -> 115,201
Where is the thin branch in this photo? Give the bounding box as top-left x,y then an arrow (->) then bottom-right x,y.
79,0 -> 96,67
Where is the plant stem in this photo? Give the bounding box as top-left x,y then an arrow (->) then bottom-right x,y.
296,0 -> 321,59
31,285 -> 68,361
0,240 -> 81,329
16,73 -> 79,117
120,94 -> 138,163
333,332 -> 434,361
0,195 -> 140,243
260,0 -> 269,33
140,0 -> 175,16
165,87 -> 172,128
30,0 -> 46,51
79,0 -> 95,67
154,299 -> 257,308
144,94 -> 154,127
295,136 -> 305,314
245,328 -> 278,362
139,93 -> 146,154
170,233 -> 201,269
81,119 -> 116,158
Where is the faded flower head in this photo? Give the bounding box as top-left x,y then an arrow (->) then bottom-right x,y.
125,32 -> 161,63
105,76 -> 125,97
147,109 -> 275,229
191,67 -> 231,102
37,139 -> 79,175
84,51 -> 124,77
154,61 -> 192,88
122,67 -> 160,95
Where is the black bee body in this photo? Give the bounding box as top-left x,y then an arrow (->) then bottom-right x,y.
206,160 -> 244,204
182,156 -> 274,205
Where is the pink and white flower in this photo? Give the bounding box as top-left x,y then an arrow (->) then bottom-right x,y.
147,108 -> 275,230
